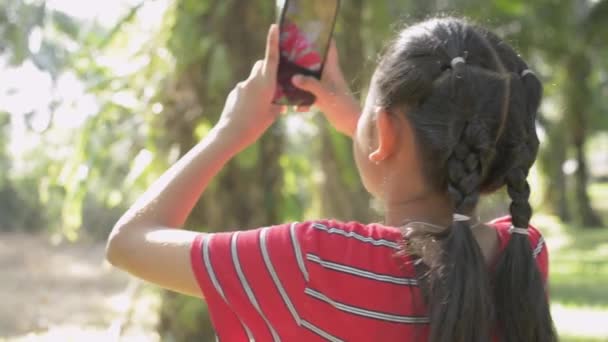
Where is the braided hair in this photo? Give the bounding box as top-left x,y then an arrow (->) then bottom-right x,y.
373,18 -> 557,341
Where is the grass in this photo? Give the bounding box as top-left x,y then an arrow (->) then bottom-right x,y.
548,183 -> 608,342
534,182 -> 608,341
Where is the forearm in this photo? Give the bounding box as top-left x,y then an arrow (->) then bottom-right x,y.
106,25 -> 284,293
323,95 -> 360,137
335,100 -> 360,137
113,125 -> 241,231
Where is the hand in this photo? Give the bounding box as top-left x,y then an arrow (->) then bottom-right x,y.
291,40 -> 361,137
215,25 -> 282,150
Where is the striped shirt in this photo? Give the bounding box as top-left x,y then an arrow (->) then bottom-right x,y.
190,216 -> 549,341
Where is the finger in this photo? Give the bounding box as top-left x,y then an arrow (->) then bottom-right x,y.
323,39 -> 341,79
327,39 -> 340,65
280,105 -> 288,114
292,75 -> 324,95
262,24 -> 279,79
295,105 -> 311,112
248,60 -> 264,80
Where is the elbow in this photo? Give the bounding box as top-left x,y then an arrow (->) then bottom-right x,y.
106,212 -> 146,268
106,219 -> 152,270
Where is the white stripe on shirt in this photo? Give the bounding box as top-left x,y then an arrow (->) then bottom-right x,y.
533,236 -> 545,258
301,320 -> 344,342
306,253 -> 418,286
231,232 -> 281,342
311,223 -> 401,250
260,227 -> 343,342
202,235 -> 253,340
305,287 -> 429,324
290,222 -> 309,281
260,227 -> 301,323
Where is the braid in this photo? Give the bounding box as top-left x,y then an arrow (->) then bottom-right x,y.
448,121 -> 497,212
493,70 -> 558,341
374,17 -> 557,342
447,144 -> 480,212
507,168 -> 533,228
427,107 -> 495,341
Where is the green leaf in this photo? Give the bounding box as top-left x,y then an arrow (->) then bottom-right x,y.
51,10 -> 80,40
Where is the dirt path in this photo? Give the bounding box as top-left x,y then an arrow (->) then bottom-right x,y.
0,232 -> 159,341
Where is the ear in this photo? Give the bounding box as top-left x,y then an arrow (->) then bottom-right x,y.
369,108 -> 397,163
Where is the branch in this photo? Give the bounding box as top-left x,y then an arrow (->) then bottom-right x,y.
98,1 -> 146,49
584,0 -> 608,42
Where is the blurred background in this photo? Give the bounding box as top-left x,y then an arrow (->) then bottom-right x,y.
0,0 -> 607,341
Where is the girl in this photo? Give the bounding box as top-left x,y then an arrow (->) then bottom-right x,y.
106,17 -> 557,341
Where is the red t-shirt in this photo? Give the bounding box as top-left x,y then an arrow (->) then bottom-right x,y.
190,216 -> 548,341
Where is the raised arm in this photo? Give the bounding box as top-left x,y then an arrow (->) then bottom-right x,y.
291,40 -> 361,137
106,25 -> 282,298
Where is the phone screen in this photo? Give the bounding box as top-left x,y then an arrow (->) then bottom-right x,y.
274,0 -> 340,106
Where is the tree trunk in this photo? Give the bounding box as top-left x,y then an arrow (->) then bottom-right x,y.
538,119 -> 571,222
156,1 -> 282,341
339,0 -> 365,91
566,52 -> 603,227
318,1 -> 375,222
573,138 -> 602,227
552,139 -> 571,222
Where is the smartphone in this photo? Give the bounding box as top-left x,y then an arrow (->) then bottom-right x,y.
273,0 -> 340,106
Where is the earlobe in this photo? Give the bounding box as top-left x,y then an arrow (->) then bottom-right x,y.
369,150 -> 383,163
368,108 -> 397,163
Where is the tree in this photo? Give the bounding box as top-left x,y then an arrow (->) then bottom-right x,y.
317,0 -> 375,222
153,1 -> 285,340
567,0 -> 608,227
1,0 -> 606,339
453,0 -> 606,227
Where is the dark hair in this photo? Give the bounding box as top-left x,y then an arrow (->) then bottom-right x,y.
374,18 -> 557,341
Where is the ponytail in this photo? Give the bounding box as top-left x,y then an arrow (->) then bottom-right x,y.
372,17 -> 557,342
493,70 -> 557,342
425,218 -> 494,342
407,50 -> 502,342
415,121 -> 497,342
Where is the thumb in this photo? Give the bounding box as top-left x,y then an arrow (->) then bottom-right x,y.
292,75 -> 326,97
326,39 -> 340,68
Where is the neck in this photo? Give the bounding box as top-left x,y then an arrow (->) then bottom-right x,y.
383,191 -> 453,227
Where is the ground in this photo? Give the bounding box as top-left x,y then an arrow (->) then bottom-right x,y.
0,213 -> 607,341
0,232 -> 160,342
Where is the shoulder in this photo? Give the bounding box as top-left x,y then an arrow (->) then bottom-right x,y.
295,219 -> 403,251
294,220 -> 413,278
489,216 -> 545,249
488,215 -> 550,282
488,215 -> 547,259
294,219 -> 418,293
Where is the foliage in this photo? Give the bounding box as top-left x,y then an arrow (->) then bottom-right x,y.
0,0 -> 607,340
2,0 -> 605,235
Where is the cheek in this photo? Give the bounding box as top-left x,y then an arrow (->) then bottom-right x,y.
353,134 -> 368,177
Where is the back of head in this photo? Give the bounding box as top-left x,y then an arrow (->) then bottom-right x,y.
373,17 -> 557,341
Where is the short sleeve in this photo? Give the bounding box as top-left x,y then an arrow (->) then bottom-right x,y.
528,224 -> 549,284
189,223 -> 312,341
491,216 -> 550,284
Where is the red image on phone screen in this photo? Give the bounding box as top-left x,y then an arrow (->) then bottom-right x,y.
273,0 -> 340,106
